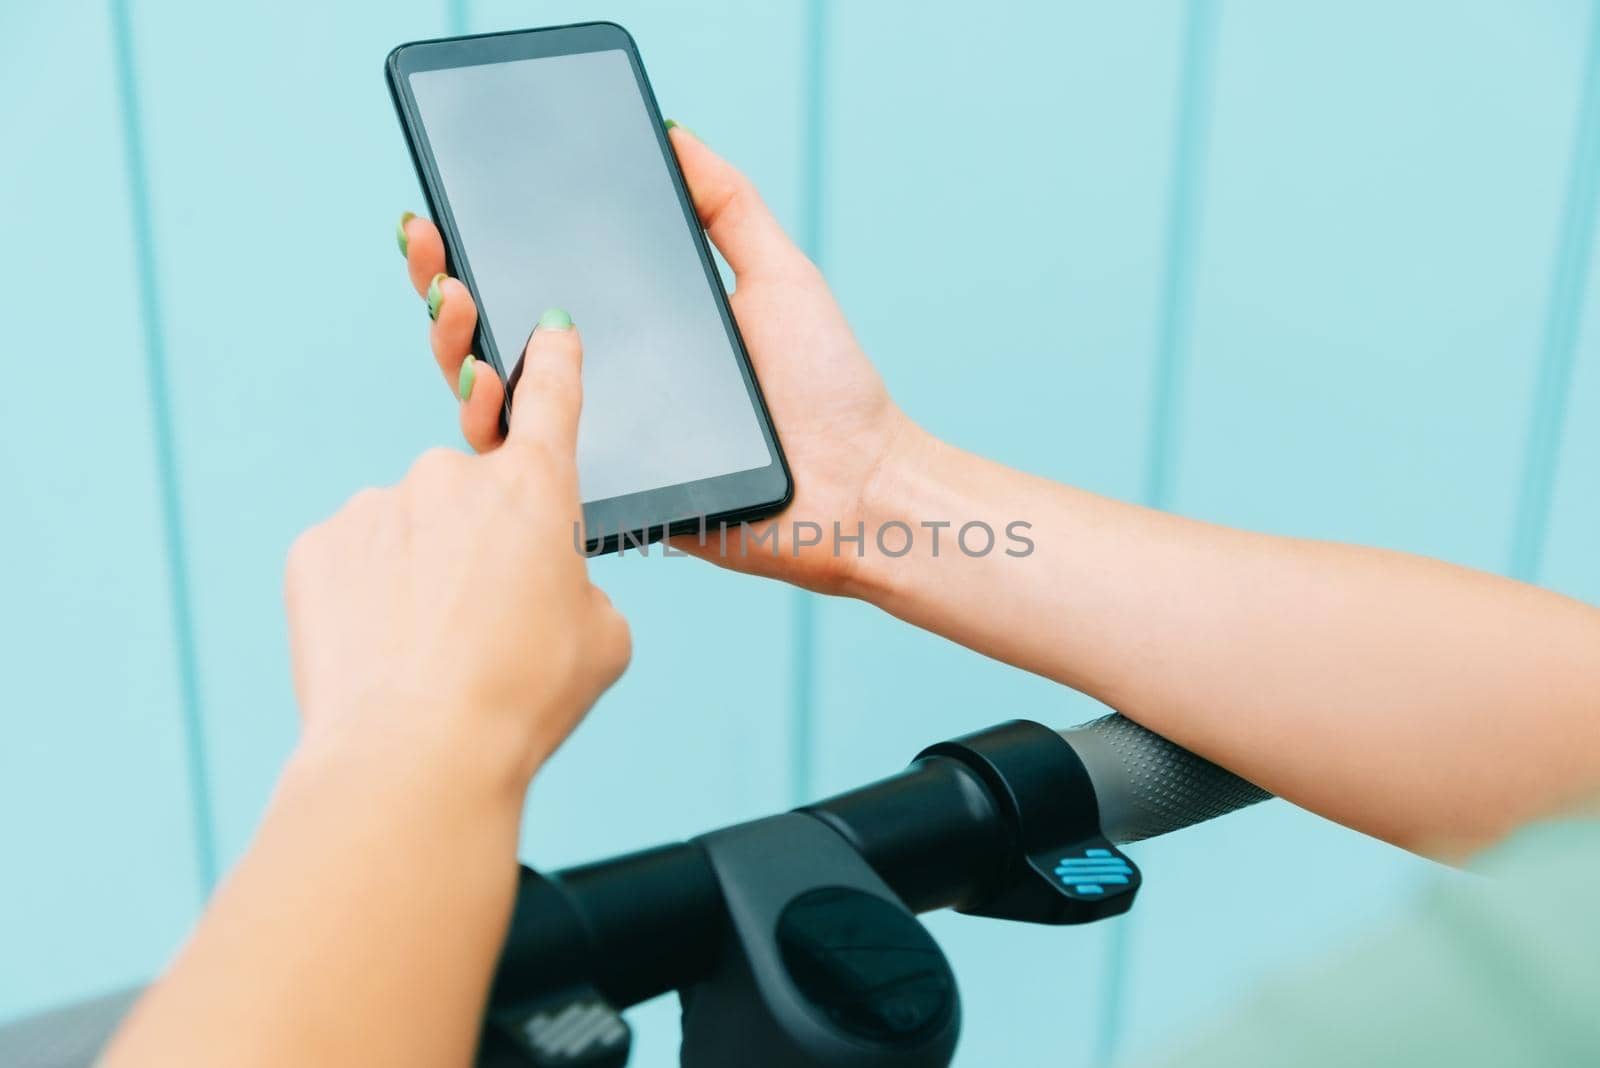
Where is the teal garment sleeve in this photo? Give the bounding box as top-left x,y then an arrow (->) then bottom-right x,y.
1131,818 -> 1600,1067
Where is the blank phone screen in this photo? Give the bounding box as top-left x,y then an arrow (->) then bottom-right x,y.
408,48 -> 772,504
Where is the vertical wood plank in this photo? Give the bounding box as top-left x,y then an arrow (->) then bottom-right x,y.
1519,4 -> 1600,600
815,4 -> 1187,1063
1541,271 -> 1600,604
0,4 -> 202,1020
125,0 -> 455,880
1117,2 -> 1594,1059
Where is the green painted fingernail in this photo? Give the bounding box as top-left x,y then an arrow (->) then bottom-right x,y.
396,211 -> 416,255
664,118 -> 691,135
458,354 -> 476,401
538,307 -> 573,331
427,273 -> 447,320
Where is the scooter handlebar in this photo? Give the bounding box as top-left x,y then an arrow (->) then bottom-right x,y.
488,716 -> 1270,1018
1060,714 -> 1272,843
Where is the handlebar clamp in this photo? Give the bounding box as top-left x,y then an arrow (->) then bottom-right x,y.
921,720 -> 1141,925
679,813 -> 960,1068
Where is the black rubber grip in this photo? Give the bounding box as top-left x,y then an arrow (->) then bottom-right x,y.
1059,714 -> 1271,843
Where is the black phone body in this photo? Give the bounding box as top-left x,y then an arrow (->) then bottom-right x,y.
387,23 -> 791,554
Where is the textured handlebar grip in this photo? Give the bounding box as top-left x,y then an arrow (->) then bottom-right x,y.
1059,714 -> 1271,843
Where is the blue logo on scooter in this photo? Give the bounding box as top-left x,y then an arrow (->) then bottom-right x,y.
1054,848 -> 1132,895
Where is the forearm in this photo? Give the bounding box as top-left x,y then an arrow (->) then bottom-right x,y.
103,730 -> 525,1068
851,430 -> 1600,856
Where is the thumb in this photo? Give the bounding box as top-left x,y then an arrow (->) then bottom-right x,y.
506,308 -> 583,457
668,123 -> 810,282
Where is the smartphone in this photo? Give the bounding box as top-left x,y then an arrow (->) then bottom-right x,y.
386,23 -> 791,552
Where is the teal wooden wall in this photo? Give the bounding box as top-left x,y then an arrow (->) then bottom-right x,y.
2,2 -> 1596,1064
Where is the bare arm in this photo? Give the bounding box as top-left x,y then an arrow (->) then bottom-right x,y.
398,126 -> 1600,862
851,431 -> 1600,858
102,745 -> 523,1067
103,319 -> 631,1066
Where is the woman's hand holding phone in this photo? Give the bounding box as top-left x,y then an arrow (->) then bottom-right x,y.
399,124 -> 925,597
400,135 -> 1600,864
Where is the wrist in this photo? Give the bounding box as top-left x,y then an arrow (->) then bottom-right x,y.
839,420 -> 951,607
289,697 -> 545,823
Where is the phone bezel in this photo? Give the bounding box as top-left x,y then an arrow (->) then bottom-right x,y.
386,22 -> 793,555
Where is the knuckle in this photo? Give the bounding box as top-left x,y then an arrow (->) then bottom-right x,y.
443,281 -> 479,323
409,446 -> 462,483
525,358 -> 579,402
730,173 -> 762,211
417,445 -> 457,470
598,605 -> 633,674
336,487 -> 389,529
284,528 -> 320,588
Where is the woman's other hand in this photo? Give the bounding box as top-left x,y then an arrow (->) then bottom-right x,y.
284,314 -> 631,792
395,123 -> 923,597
